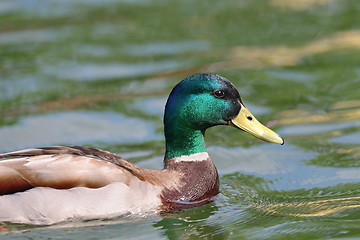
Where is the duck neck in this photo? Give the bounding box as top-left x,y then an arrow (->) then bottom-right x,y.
164,123 -> 206,159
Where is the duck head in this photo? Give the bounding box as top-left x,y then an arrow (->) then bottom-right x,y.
164,73 -> 283,158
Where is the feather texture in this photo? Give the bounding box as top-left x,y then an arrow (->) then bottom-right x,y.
0,146 -> 142,195
0,146 -> 182,224
0,181 -> 162,225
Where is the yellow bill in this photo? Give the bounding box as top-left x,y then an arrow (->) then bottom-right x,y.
230,104 -> 284,145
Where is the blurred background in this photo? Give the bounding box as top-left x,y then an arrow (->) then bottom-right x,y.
1,0 -> 360,239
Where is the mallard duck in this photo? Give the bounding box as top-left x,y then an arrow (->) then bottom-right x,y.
0,73 -> 283,225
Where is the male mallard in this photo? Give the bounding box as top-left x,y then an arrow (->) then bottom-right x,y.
0,73 -> 283,225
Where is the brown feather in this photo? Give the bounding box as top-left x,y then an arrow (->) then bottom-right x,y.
160,157 -> 219,211
0,146 -> 152,195
0,146 -> 218,212
0,166 -> 32,195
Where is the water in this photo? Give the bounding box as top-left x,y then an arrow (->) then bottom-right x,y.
1,0 -> 360,239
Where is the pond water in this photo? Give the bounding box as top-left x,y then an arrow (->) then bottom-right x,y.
1,0 -> 360,239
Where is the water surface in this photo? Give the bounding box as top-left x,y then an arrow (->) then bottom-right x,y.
1,0 -> 360,239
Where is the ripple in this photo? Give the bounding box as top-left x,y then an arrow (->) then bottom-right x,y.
245,103 -> 271,116
209,144 -> 314,176
124,40 -> 211,56
210,143 -> 360,191
0,75 -> 45,100
266,70 -> 317,83
42,61 -> 190,81
257,196 -> 360,217
216,173 -> 360,239
0,111 -> 160,153
132,96 -> 167,116
278,121 -> 360,136
0,0 -> 146,17
0,29 -> 59,44
331,131 -> 360,144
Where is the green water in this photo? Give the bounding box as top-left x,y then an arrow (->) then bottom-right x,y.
1,0 -> 360,239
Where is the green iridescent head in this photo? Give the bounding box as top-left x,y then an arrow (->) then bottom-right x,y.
164,73 -> 283,159
165,73 -> 241,131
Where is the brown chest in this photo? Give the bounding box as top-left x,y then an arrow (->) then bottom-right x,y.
160,159 -> 219,212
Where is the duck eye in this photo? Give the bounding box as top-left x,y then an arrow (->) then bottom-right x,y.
213,89 -> 225,98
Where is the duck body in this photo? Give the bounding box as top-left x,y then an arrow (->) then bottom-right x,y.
0,147 -> 218,225
0,73 -> 283,225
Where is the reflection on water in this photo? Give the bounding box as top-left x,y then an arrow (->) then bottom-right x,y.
332,131 -> 360,144
271,0 -> 337,10
209,145 -> 313,176
0,29 -> 59,44
0,76 -> 49,100
278,121 -> 360,136
213,144 -> 359,190
0,111 -> 160,152
274,104 -> 360,126
265,70 -> 317,83
258,192 -> 360,217
228,30 -> 360,69
124,40 -> 211,57
132,97 -> 167,116
1,0 -> 360,239
154,204 -> 228,240
43,61 -> 189,81
0,0 -> 135,16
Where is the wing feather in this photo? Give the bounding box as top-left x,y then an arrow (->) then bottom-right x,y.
0,146 -> 139,195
